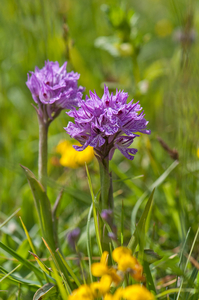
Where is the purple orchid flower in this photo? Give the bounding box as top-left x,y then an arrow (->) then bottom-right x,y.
26,61 -> 84,123
65,85 -> 150,161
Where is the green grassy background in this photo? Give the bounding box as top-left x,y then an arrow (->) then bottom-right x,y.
1,0 -> 199,299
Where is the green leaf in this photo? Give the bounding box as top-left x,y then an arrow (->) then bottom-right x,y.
50,259 -> 69,299
20,165 -> 55,251
0,208 -> 21,230
0,266 -> 40,288
128,189 -> 155,253
131,160 -> 179,232
157,288 -> 196,298
176,226 -> 199,300
29,251 -> 53,276
87,203 -> 94,283
42,238 -> 72,291
121,200 -> 124,246
19,216 -> 37,254
56,249 -> 81,287
135,249 -> 162,265
0,264 -> 21,283
143,261 -> 156,294
16,239 -> 30,259
33,283 -> 57,300
0,242 -> 43,281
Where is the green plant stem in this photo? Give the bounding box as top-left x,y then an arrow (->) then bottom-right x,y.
38,117 -> 48,191
98,156 -> 113,210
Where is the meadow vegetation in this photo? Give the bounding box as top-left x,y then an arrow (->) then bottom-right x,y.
1,0 -> 199,299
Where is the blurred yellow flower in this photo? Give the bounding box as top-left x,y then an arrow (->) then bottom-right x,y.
91,274 -> 112,297
69,249 -> 153,300
91,251 -> 121,285
104,294 -> 114,300
112,247 -> 136,271
104,285 -> 154,300
123,284 -> 154,300
112,247 -> 145,281
155,19 -> 173,37
68,275 -> 112,300
56,140 -> 94,168
197,148 -> 199,158
68,284 -> 94,300
91,251 -> 109,277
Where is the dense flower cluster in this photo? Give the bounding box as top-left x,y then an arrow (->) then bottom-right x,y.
26,61 -> 84,122
68,247 -> 154,300
65,85 -> 150,161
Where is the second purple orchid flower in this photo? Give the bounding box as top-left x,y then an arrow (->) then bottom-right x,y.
65,85 -> 150,162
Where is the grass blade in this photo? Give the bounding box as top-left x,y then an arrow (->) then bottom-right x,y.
85,164 -> 102,255
128,189 -> 155,253
131,160 -> 179,232
0,208 -> 21,230
0,242 -> 43,281
87,203 -> 94,283
0,264 -> 21,283
176,226 -> 199,300
19,216 -> 37,254
50,259 -> 69,298
56,249 -> 81,287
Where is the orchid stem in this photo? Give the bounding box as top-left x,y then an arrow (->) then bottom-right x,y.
38,117 -> 48,191
98,156 -> 113,210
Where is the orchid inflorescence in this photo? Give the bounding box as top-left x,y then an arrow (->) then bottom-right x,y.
65,85 -> 150,161
26,60 -> 84,124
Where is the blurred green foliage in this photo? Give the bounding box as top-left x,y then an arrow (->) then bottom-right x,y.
1,0 -> 199,298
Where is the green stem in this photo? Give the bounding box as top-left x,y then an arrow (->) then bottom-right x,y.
38,117 -> 48,190
98,157 -> 111,210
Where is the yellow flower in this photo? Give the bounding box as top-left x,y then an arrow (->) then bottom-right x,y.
104,285 -> 154,300
130,262 -> 145,282
112,247 -> 136,271
197,148 -> 199,158
91,251 -> 122,285
112,247 -> 144,281
112,287 -> 124,300
68,284 -> 94,300
123,284 -> 154,300
90,274 -> 112,297
112,247 -> 132,262
104,294 -> 114,300
56,140 -> 94,168
91,251 -> 109,277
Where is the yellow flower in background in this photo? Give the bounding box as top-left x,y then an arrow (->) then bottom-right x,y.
91,251 -> 122,285
91,251 -> 109,277
197,148 -> 199,158
112,247 -> 136,271
69,249 -> 152,300
91,274 -> 112,297
112,247 -> 144,281
56,140 -> 94,168
104,294 -> 114,300
112,247 -> 132,263
155,19 -> 173,37
123,284 -> 154,300
68,284 -> 94,300
112,287 -> 124,300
